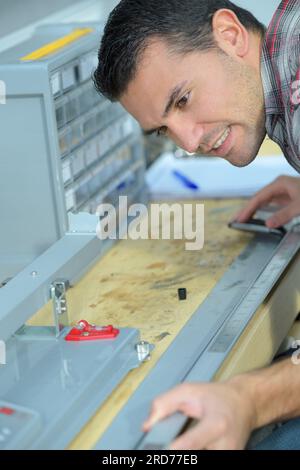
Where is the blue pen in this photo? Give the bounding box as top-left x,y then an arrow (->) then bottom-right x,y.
172,170 -> 199,191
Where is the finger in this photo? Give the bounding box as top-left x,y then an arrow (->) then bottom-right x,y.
235,181 -> 286,223
143,395 -> 202,432
270,195 -> 291,206
143,384 -> 204,432
169,419 -> 221,451
266,202 -> 300,228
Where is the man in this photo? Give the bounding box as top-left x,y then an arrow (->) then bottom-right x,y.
94,0 -> 300,449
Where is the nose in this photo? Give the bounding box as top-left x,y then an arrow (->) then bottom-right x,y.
168,118 -> 205,154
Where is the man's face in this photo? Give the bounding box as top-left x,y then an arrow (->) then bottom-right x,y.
121,39 -> 266,167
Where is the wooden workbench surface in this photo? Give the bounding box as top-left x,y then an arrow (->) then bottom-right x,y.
30,139 -> 300,449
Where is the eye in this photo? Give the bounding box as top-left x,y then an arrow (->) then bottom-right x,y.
176,92 -> 190,109
156,126 -> 168,136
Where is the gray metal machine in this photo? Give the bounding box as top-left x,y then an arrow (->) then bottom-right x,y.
0,22 -> 149,450
0,23 -> 145,283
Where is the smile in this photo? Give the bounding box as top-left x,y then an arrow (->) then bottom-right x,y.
212,127 -> 231,150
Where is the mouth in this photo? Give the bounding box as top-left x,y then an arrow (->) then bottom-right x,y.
204,126 -> 233,157
211,127 -> 231,150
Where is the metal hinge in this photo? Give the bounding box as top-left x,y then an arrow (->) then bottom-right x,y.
50,280 -> 70,337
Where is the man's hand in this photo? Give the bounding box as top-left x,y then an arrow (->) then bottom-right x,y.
143,381 -> 256,450
235,176 -> 300,228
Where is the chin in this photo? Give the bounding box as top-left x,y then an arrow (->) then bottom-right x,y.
225,151 -> 257,168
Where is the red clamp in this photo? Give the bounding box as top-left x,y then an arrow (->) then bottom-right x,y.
65,320 -> 120,342
0,407 -> 15,416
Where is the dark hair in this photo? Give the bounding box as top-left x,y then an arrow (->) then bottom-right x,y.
93,0 -> 265,101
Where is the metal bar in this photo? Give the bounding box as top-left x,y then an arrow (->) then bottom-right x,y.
95,234 -> 283,450
185,229 -> 300,383
138,413 -> 187,450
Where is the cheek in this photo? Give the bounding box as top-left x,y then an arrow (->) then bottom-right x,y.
193,88 -> 237,122
231,125 -> 258,156
232,125 -> 244,144
191,99 -> 217,122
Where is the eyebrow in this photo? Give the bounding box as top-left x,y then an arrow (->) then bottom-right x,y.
143,81 -> 188,135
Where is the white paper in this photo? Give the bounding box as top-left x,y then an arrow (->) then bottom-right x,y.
146,153 -> 299,199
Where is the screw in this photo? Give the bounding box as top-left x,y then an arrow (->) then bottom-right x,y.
31,271 -> 38,277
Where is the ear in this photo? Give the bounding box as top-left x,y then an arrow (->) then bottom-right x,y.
211,9 -> 249,58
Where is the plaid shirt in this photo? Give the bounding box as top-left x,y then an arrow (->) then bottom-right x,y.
261,0 -> 300,172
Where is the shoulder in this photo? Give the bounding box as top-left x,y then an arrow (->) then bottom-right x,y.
265,0 -> 300,58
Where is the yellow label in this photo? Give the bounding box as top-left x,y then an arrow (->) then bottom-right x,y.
21,28 -> 94,62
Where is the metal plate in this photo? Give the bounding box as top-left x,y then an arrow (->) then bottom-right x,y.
0,327 -> 141,449
0,400 -> 41,450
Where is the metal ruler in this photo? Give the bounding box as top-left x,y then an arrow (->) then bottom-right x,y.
96,222 -> 300,450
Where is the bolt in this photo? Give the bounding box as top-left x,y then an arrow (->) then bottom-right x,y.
136,341 -> 151,362
31,271 -> 38,277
